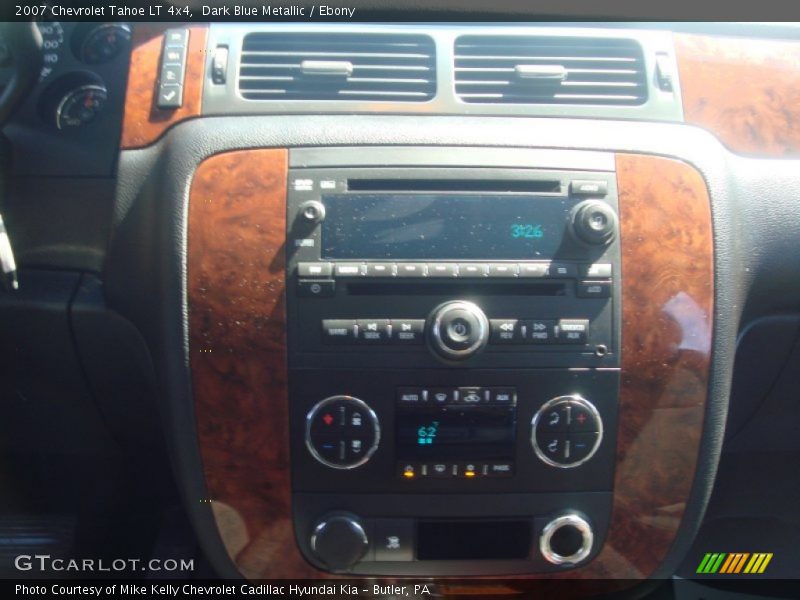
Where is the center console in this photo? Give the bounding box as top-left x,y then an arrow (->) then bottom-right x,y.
286,150 -> 621,574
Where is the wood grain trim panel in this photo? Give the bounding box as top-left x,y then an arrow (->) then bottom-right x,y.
189,151 -> 713,582
121,24 -> 207,150
676,32 -> 800,157
188,149 -> 321,579
584,154 -> 713,578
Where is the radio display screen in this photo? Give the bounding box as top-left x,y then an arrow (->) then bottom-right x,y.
396,406 -> 516,461
320,194 -> 569,260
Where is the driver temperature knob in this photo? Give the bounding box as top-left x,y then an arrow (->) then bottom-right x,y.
310,512 -> 369,572
427,300 -> 489,361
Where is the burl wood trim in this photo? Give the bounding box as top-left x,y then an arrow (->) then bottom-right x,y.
121,24 -> 207,149
676,32 -> 800,157
585,154 -> 713,578
189,151 -> 713,583
188,149 -> 320,579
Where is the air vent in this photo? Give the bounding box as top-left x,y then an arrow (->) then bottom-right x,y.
238,33 -> 436,102
454,35 -> 648,105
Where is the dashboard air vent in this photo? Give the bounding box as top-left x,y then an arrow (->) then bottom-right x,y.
454,35 -> 648,105
238,33 -> 436,102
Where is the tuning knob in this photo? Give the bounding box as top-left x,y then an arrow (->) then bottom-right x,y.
570,200 -> 617,246
310,513 -> 369,572
540,513 -> 594,566
427,300 -> 489,361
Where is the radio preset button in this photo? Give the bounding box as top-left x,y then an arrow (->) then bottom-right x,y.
335,263 -> 366,277
580,263 -> 612,278
577,280 -> 612,299
390,319 -> 424,344
518,262 -> 550,278
298,279 -> 335,297
322,319 -> 356,343
396,263 -> 428,277
427,263 -> 458,277
548,262 -> 578,278
298,262 -> 333,278
365,263 -> 396,277
458,263 -> 489,277
357,319 -> 391,342
488,263 -> 519,277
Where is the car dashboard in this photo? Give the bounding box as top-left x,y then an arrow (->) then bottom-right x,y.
1,17 -> 800,597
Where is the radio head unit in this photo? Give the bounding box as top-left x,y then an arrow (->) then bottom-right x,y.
286,166 -> 620,370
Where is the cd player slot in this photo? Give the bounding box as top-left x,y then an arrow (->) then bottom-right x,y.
346,178 -> 562,194
345,281 -> 568,296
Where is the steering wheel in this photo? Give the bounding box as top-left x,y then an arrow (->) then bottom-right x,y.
0,22 -> 41,290
0,22 -> 42,125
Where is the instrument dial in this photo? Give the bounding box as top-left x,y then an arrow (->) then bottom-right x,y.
35,20 -> 64,81
55,84 -> 107,130
78,24 -> 131,65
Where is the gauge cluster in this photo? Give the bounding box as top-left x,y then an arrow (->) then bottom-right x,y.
3,22 -> 132,176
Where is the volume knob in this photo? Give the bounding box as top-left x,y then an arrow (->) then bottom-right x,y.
298,200 -> 326,224
427,300 -> 490,361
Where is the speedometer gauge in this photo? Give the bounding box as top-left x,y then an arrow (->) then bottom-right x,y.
36,21 -> 65,81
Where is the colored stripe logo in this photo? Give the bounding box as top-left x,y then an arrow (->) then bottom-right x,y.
696,553 -> 773,574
